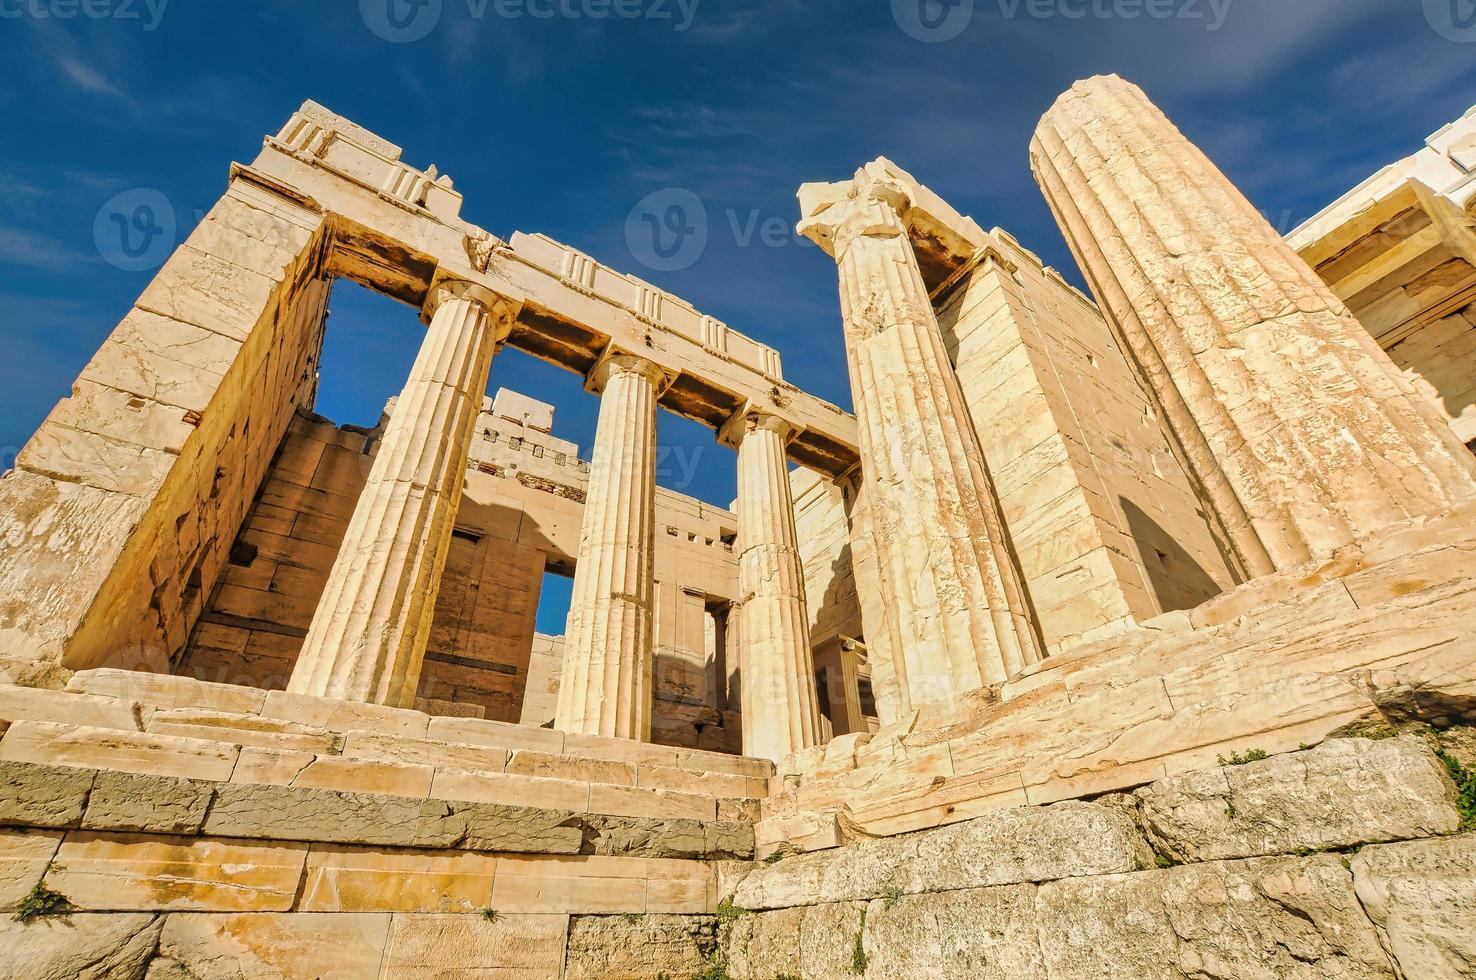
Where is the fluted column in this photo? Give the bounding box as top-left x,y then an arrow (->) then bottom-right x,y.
555,354 -> 665,740
798,164 -> 1043,706
289,279 -> 512,706
1032,75 -> 1476,574
838,468 -> 905,725
725,409 -> 822,762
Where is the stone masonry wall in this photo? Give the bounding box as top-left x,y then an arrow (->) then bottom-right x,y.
723,733 -> 1476,979
1,716 -> 1469,977
0,177 -> 332,679
937,232 -> 1235,652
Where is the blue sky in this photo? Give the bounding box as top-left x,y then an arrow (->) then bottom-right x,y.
2,0 -> 1474,632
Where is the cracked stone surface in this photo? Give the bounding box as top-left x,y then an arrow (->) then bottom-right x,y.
81,771 -> 214,835
1034,855 -> 1394,979
0,913 -> 161,980
1133,737 -> 1460,862
564,914 -> 717,979
735,799 -> 1151,910
202,783 -> 468,847
1352,833 -> 1476,979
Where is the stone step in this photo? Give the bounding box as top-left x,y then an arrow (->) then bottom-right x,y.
340,731 -> 765,800
1,692 -> 766,801
0,720 -> 756,827
20,829 -> 714,917
0,755 -> 755,862
63,670 -> 775,781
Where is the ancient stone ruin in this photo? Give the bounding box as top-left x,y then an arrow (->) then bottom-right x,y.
0,76 -> 1472,977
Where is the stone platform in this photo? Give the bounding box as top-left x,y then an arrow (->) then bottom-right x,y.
760,500 -> 1476,853
0,670 -> 768,976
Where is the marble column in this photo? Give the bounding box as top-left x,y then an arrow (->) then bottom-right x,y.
1031,75 -> 1476,574
838,468 -> 905,724
725,409 -> 823,762
289,279 -> 511,706
798,164 -> 1044,706
554,354 -> 665,741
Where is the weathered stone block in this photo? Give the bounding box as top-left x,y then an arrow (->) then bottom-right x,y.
704,820 -> 756,860
340,730 -> 508,773
151,912 -> 390,979
300,843 -> 498,913
736,800 -> 1151,910
145,707 -> 342,754
718,797 -> 761,823
81,770 -> 213,834
68,668 -> 268,715
229,745 -> 314,785
506,749 -> 634,786
725,904 -> 803,979
564,914 -> 717,979
455,801 -> 585,855
727,902 -> 868,980
589,782 -> 717,822
580,814 -> 707,859
1034,855 -> 1394,979
379,912 -> 570,979
427,715 -> 567,754
203,782 -> 466,847
0,758 -> 94,827
290,755 -> 434,798
0,684 -> 146,731
490,854 -> 653,915
1134,737 -> 1460,863
261,690 -> 431,738
862,885 -> 1044,979
0,828 -> 63,910
47,832 -> 309,912
430,766 -> 590,812
0,912 -> 161,980
0,720 -> 239,782
1353,833 -> 1476,979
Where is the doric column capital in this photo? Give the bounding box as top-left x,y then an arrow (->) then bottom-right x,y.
585,348 -> 675,396
422,274 -> 518,341
798,168 -> 913,259
717,402 -> 801,450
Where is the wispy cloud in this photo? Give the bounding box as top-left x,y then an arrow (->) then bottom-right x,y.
0,226 -> 91,272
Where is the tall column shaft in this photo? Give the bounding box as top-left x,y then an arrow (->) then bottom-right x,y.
800,167 -> 1043,706
1031,75 -> 1476,573
289,280 -> 509,706
731,412 -> 822,763
839,470 -> 906,724
555,354 -> 662,741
